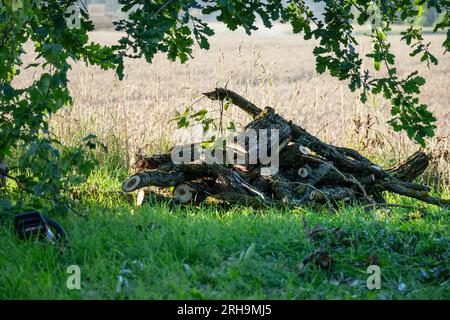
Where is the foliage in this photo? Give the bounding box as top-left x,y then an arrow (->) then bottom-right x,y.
1,0 -> 449,214
0,0 -> 116,215
171,101 -> 237,149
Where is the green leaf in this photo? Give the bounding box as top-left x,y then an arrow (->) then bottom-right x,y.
374,60 -> 381,71
227,121 -> 236,132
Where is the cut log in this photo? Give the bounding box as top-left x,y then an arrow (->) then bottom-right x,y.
299,145 -> 311,156
298,166 -> 311,179
122,163 -> 228,192
203,88 -> 262,117
173,183 -> 196,204
122,171 -> 183,192
133,153 -> 173,171
172,182 -> 210,204
378,179 -> 449,208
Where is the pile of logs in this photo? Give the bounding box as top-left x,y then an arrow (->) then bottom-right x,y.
122,88 -> 449,210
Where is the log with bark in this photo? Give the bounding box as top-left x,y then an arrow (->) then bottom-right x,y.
122,88 -> 449,210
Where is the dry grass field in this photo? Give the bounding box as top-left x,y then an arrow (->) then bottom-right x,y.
18,27 -> 450,187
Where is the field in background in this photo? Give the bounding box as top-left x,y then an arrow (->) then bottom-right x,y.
36,29 -> 449,188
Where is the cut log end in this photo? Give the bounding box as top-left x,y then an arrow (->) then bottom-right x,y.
123,175 -> 141,193
298,167 -> 310,179
299,145 -> 310,156
309,191 -> 322,201
173,183 -> 195,203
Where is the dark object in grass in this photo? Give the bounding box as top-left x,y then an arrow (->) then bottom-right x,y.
15,211 -> 67,243
0,161 -> 7,189
300,249 -> 332,271
122,88 -> 449,210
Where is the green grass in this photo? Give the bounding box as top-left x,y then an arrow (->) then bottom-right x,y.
1,185 -> 449,299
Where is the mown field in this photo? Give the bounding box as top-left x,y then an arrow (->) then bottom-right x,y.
1,28 -> 449,299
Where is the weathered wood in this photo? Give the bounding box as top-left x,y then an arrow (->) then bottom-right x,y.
230,170 -> 267,200
123,171 -> 183,192
172,181 -> 210,204
203,88 -> 386,178
298,166 -> 311,179
302,163 -> 331,185
121,88 -> 450,210
133,153 -> 173,171
226,107 -> 291,171
388,151 -> 430,182
176,163 -> 226,179
203,88 -> 262,117
134,145 -> 204,172
279,143 -> 309,169
213,172 -> 248,195
378,179 -> 449,208
134,108 -> 292,172
136,189 -> 147,207
251,175 -> 273,194
122,163 -> 226,192
291,125 -> 386,178
336,147 -> 374,165
265,174 -> 300,203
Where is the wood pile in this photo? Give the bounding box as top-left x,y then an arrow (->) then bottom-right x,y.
122,88 -> 449,210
